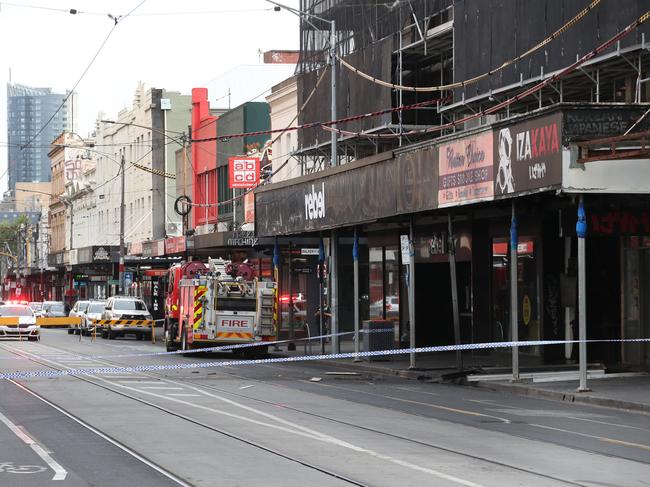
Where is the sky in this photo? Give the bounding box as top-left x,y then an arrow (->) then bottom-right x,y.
0,0 -> 300,192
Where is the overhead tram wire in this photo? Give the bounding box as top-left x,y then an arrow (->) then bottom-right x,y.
20,0 -> 148,151
190,97 -> 443,144
190,8 -> 650,208
188,67 -> 330,210
337,0 -> 602,93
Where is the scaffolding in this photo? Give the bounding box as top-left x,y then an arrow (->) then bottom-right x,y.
297,0 -> 454,173
296,0 -> 650,175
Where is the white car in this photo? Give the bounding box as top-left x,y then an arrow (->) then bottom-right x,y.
101,297 -> 153,340
80,300 -> 106,336
0,304 -> 39,341
68,300 -> 90,335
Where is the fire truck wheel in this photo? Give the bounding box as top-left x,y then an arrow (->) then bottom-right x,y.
67,328 -> 74,335
243,345 -> 268,359
181,327 -> 191,355
136,333 -> 143,341
101,330 -> 108,339
165,328 -> 178,352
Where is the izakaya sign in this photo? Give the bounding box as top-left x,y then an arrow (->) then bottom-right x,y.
228,157 -> 260,189
494,113 -> 563,197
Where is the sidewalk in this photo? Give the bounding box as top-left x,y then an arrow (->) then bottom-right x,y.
269,337 -> 539,380
269,338 -> 650,414
472,375 -> 650,414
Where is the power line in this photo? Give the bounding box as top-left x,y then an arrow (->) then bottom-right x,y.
327,9 -> 650,141
338,0 -> 601,93
0,3 -> 273,16
20,0 -> 148,151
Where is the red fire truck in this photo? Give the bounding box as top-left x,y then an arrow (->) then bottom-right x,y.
164,261 -> 208,350
164,258 -> 277,355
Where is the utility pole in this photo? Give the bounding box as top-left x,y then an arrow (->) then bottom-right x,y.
119,153 -> 126,294
576,195 -> 590,392
448,214 -> 463,372
329,19 -> 339,355
510,201 -> 520,381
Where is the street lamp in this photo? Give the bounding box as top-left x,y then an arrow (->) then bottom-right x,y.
269,1 -> 341,354
268,0 -> 337,167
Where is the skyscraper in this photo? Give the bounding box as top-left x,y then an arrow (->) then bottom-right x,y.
6,83 -> 76,191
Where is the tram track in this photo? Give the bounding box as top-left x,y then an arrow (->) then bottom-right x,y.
172,372 -> 594,487
0,342 -> 596,486
0,343 -> 371,487
4,339 -> 649,487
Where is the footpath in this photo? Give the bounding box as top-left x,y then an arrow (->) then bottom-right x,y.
269,338 -> 650,415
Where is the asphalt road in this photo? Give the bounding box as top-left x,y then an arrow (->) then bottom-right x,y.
0,329 -> 648,487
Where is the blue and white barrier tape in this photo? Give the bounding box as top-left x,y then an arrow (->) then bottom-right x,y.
2,337 -> 649,381
0,329 -> 393,361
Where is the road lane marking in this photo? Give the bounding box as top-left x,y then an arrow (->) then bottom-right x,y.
529,423 -> 650,452
139,387 -> 185,390
167,393 -> 202,397
565,416 -> 650,433
392,386 -> 440,396
8,380 -> 191,487
116,381 -> 163,385
0,410 -> 67,480
303,381 -> 511,424
467,399 -> 520,409
5,343 -> 494,486
114,377 -> 489,487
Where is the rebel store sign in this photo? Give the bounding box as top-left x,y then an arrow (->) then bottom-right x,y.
494,112 -> 563,197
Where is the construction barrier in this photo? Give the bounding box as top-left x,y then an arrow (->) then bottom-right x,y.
0,317 -> 82,328
91,319 -> 155,344
37,317 -> 83,328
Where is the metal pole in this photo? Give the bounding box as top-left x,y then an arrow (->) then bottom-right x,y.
68,203 -> 73,260
273,238 -> 281,352
330,19 -> 337,168
119,153 -> 126,295
576,195 -> 590,391
353,227 -> 360,362
511,201 -> 520,381
326,19 -> 339,353
318,237 -> 325,355
408,218 -> 416,369
448,213 -> 463,372
288,241 -> 295,351
330,229 -> 339,354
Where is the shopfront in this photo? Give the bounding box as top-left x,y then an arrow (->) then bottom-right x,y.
256,105 -> 650,368
75,245 -> 120,299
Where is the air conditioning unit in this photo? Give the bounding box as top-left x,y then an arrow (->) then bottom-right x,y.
165,222 -> 181,237
195,223 -> 212,235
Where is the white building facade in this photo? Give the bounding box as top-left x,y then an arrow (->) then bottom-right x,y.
93,83 -> 191,249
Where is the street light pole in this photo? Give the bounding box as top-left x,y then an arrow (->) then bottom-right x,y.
328,17 -> 339,355
119,153 -> 126,295
269,0 -> 339,352
330,19 -> 337,168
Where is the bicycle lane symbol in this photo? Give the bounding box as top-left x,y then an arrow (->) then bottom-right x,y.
0,461 -> 47,474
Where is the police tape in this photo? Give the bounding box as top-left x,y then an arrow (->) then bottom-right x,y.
2,337 -> 650,381
0,329 -> 386,361
0,329 -> 393,361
